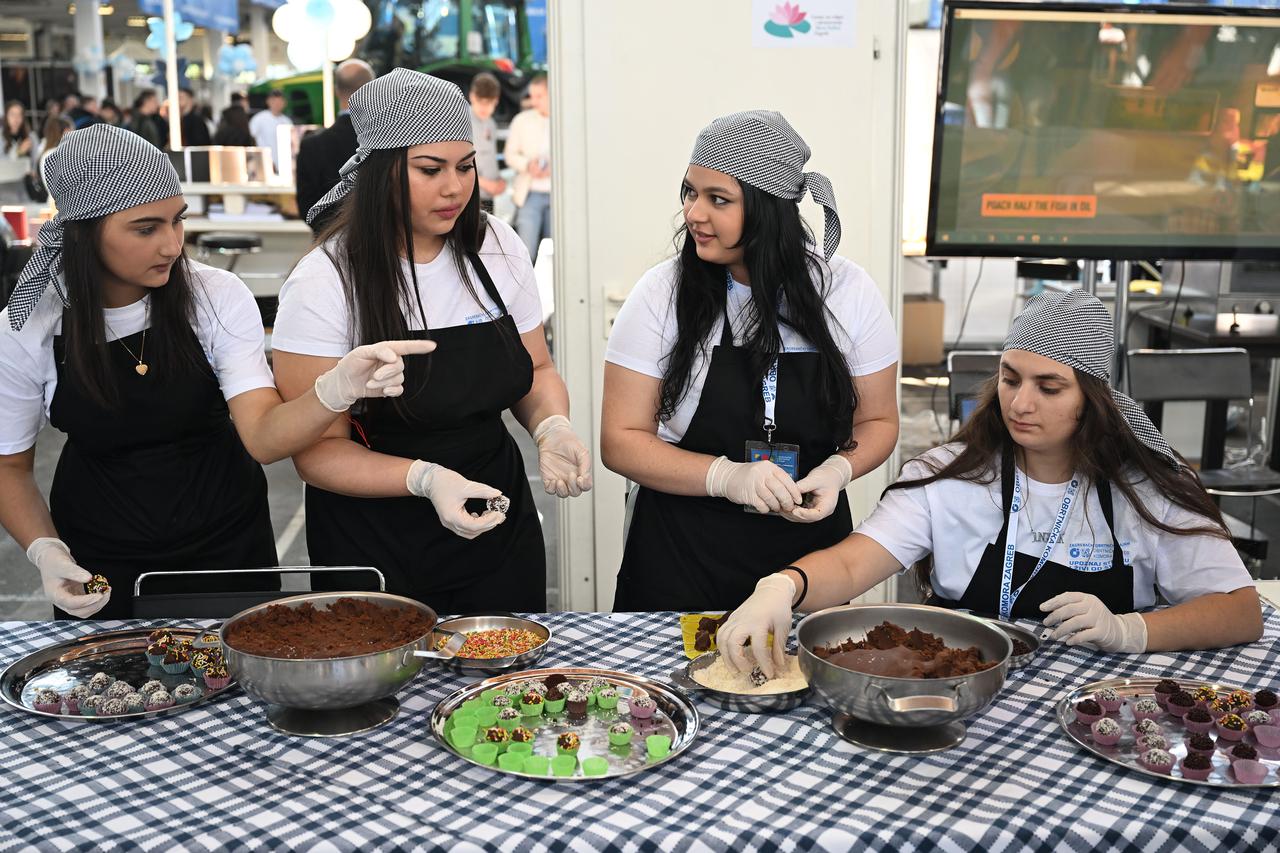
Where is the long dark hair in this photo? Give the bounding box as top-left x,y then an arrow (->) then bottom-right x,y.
314,146 -> 500,415
893,372 -> 1230,596
60,218 -> 207,410
3,100 -> 29,151
658,180 -> 856,448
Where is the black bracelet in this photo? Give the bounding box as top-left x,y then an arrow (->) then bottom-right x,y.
784,565 -> 808,608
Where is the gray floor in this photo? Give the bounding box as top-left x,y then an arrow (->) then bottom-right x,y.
0,413 -> 558,620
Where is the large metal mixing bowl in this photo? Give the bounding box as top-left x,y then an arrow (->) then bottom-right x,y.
797,603 -> 1011,728
220,591 -> 464,711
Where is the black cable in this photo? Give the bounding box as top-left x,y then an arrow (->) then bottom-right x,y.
930,257 -> 987,439
1164,260 -> 1187,342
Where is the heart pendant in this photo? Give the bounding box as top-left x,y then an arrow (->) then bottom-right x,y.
135,364 -> 149,376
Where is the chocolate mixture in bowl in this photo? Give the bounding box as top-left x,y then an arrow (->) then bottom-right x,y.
224,598 -> 434,659
812,621 -> 997,679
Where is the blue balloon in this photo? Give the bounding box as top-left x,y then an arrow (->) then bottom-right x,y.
304,0 -> 336,26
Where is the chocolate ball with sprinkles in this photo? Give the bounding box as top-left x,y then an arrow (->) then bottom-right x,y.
1227,690 -> 1254,712
79,694 -> 104,716
1216,713 -> 1248,741
1139,748 -> 1174,774
104,680 -> 133,701
172,683 -> 200,704
84,574 -> 110,595
1132,718 -> 1163,737
491,694 -> 512,708
1136,734 -> 1169,752
86,671 -> 114,694
31,688 -> 61,713
61,684 -> 88,715
510,726 -> 535,744
1246,710 -> 1273,728
556,732 -> 581,754
1131,698 -> 1161,722
628,696 -> 657,720
485,726 -> 511,746
139,679 -> 165,697
122,692 -> 146,713
145,690 -> 174,711
100,698 -> 128,716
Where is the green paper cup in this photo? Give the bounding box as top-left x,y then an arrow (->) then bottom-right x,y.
582,757 -> 608,777
544,697 -> 566,714
597,695 -> 619,711
472,743 -> 499,766
449,726 -> 477,749
498,752 -> 524,772
551,755 -> 577,777
585,692 -> 597,707
608,730 -> 633,747
506,742 -> 533,757
476,707 -> 499,727
481,689 -> 502,703
499,715 -> 521,732
461,698 -> 484,713
520,701 -> 544,717
452,711 -> 477,730
645,734 -> 671,759
523,755 -> 550,776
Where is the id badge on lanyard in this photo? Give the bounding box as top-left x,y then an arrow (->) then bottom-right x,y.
744,357 -> 801,514
998,471 -> 1081,619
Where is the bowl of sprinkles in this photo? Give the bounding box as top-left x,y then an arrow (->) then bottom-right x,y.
430,615 -> 552,673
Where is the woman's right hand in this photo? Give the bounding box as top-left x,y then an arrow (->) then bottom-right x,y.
27,538 -> 109,618
406,460 -> 506,540
705,456 -> 802,514
718,573 -> 797,678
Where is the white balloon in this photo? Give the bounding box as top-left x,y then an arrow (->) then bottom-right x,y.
287,39 -> 325,71
332,0 -> 372,41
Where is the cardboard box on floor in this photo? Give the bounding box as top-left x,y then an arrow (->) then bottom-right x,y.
902,295 -> 944,366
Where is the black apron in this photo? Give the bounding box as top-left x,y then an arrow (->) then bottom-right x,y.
306,253 -> 545,613
48,319 -> 277,620
614,306 -> 853,611
933,450 -> 1132,619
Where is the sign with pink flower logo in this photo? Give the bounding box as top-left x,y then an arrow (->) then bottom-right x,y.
753,0 -> 855,49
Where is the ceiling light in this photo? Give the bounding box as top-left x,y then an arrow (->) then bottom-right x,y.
127,15 -> 146,27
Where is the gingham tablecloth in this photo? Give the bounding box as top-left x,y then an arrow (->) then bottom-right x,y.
1,609 -> 1279,853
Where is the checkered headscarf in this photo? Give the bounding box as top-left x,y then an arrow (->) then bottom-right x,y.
306,68 -> 473,224
7,124 -> 182,331
689,110 -> 841,259
1005,289 -> 1183,470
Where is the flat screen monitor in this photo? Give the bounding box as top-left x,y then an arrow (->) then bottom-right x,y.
927,1 -> 1280,260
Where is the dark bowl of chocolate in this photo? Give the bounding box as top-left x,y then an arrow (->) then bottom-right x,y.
796,604 -> 1011,728
220,592 -> 465,710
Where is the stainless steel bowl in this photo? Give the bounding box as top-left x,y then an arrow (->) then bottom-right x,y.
429,615 -> 552,674
670,650 -> 810,713
982,619 -> 1040,670
797,603 -> 1011,728
220,591 -> 464,711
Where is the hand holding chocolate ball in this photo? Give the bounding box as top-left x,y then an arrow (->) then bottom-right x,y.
25,537 -> 110,618
405,459 -> 507,540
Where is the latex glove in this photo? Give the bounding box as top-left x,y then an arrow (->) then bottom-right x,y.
705,456 -> 803,514
532,415 -> 593,498
1040,591 -> 1148,653
314,339 -> 438,413
719,573 -> 796,678
27,538 -> 108,618
784,454 -> 852,523
406,460 -> 506,540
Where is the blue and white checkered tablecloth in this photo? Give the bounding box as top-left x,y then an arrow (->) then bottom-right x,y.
1,609 -> 1279,852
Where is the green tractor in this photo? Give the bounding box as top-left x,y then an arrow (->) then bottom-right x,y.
250,0 -> 543,127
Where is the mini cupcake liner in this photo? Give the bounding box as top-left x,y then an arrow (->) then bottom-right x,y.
1179,759 -> 1213,782
1182,717 -> 1214,735
1254,725 -> 1280,748
1130,708 -> 1160,723
145,652 -> 167,667
203,675 -> 230,690
1233,759 -> 1269,784
32,700 -> 61,714
498,716 -> 521,732
628,703 -> 656,720
645,734 -> 671,759
1094,693 -> 1123,714
544,697 -> 566,715
609,730 -> 635,747
1138,756 -> 1173,774
62,700 -> 79,715
449,727 -> 478,749
582,757 -> 609,777
505,742 -> 533,757
1165,702 -> 1193,719
1089,721 -> 1121,747
475,708 -> 499,728
1073,709 -> 1103,726
522,755 -> 550,776
471,743 -> 499,766
1183,737 -> 1217,758
520,701 -> 544,717
1215,724 -> 1246,742
597,695 -> 619,711
551,755 -> 577,777
497,752 -> 525,772
461,698 -> 485,713
161,661 -> 190,675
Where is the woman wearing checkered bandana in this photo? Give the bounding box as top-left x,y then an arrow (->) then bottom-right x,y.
721,291 -> 1261,677
0,124 -> 435,619
271,69 -> 591,612
602,111 -> 901,611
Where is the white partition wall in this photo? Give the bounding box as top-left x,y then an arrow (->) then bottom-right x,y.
549,0 -> 907,609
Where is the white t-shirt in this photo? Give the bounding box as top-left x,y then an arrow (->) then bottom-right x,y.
272,216 -> 543,358
605,255 -> 899,443
0,261 -> 275,455
855,444 -> 1254,609
248,110 -> 293,166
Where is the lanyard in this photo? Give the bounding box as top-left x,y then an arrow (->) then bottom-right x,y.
999,470 -> 1081,620
726,271 -> 784,441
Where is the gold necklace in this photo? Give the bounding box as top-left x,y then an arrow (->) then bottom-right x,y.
104,308 -> 149,376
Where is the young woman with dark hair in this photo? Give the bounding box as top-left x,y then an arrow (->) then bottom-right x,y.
0,124 -> 432,619
719,291 -> 1262,677
271,69 -> 591,613
602,111 -> 900,611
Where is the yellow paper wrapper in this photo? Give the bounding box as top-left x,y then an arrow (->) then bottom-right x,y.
678,613 -> 772,660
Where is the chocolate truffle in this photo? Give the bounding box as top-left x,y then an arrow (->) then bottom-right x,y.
139,680 -> 165,697
497,707 -> 521,722
1137,734 -> 1169,751
1246,710 -> 1273,728
565,690 -> 588,717
1227,690 -> 1253,711
484,726 -> 511,745
1139,748 -> 1174,773
172,683 -> 199,704
1255,690 -> 1279,710
1168,691 -> 1195,711
510,726 -> 535,743
1232,743 -> 1259,762
145,690 -> 173,711
87,672 -> 114,694
1154,679 -> 1180,696
486,495 -> 511,515
1185,708 -> 1213,724
1192,685 -> 1218,705
546,685 -> 565,702
104,680 -> 133,700
1185,733 -> 1216,755
84,574 -> 110,595
544,674 -> 569,689
32,688 -> 61,713
491,694 -> 512,708
122,692 -> 146,713
100,698 -> 127,715
1133,719 -> 1163,736
556,732 -> 581,754
1218,713 -> 1247,732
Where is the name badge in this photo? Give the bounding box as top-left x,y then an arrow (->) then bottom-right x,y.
743,440 -> 801,515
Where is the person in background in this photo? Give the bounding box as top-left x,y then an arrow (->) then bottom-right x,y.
504,74 -> 551,263
1,101 -> 33,203
39,99 -> 61,139
127,90 -> 165,150
178,87 -> 211,147
97,100 -> 123,128
249,89 -> 293,169
62,93 -> 95,130
213,103 -> 254,147
32,116 -> 72,173
296,59 -> 375,233
468,72 -> 506,214
82,97 -> 99,119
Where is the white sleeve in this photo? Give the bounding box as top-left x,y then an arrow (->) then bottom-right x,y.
484,219 -> 543,333
829,260 -> 899,377
195,270 -> 276,401
0,316 -> 48,455
852,456 -> 937,572
1151,501 -> 1255,605
271,249 -> 354,358
604,265 -> 675,380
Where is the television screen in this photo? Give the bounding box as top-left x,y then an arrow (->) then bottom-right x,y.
927,2 -> 1280,260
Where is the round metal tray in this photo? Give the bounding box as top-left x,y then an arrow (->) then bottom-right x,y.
1057,676 -> 1280,788
427,615 -> 552,675
0,626 -> 236,722
982,620 -> 1040,670
670,650 -> 809,713
430,666 -> 699,781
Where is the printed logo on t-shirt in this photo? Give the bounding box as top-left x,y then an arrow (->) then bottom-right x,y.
465,308 -> 503,325
1066,541 -> 1133,572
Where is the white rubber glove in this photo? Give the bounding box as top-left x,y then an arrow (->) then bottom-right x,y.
784,454 -> 853,523
705,456 -> 803,514
1041,591 -> 1148,653
313,339 -> 438,413
718,573 -> 796,678
406,459 -> 506,540
27,538 -> 108,618
531,415 -> 593,498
